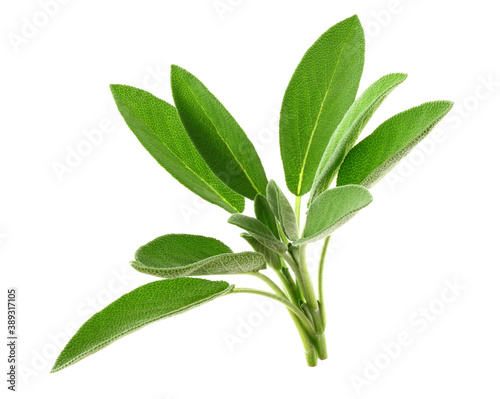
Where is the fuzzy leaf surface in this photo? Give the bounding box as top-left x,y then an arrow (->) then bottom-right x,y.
337,101 -> 453,188
279,15 -> 365,195
254,194 -> 280,239
51,278 -> 233,372
171,65 -> 268,199
266,180 -> 299,241
110,84 -> 244,213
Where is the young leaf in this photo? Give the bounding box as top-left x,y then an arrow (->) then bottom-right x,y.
337,101 -> 454,188
171,65 -> 268,199
309,73 -> 408,202
254,194 -> 280,239
241,233 -> 281,270
228,214 -> 287,254
280,15 -> 365,196
131,234 -> 266,278
51,278 -> 233,372
294,185 -> 372,245
266,180 -> 299,241
110,85 -> 244,213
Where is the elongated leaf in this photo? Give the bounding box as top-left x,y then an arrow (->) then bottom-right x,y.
241,233 -> 281,270
337,101 -> 453,188
294,185 -> 372,245
280,15 -> 365,196
309,73 -> 408,202
171,65 -> 268,199
254,194 -> 280,239
131,234 -> 265,278
110,85 -> 244,213
51,278 -> 233,372
266,180 -> 298,241
228,214 -> 287,254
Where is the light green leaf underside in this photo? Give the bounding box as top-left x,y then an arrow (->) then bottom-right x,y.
228,214 -> 287,254
310,72 -> 408,202
294,185 -> 372,245
254,194 -> 280,239
241,233 -> 281,270
266,180 -> 299,241
337,101 -> 454,188
132,234 -> 265,278
171,65 -> 268,199
51,278 -> 233,372
279,15 -> 365,196
110,84 -> 244,214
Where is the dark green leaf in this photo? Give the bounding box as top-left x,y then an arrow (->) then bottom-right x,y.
51,278 -> 233,372
131,234 -> 265,278
279,15 -> 365,196
110,84 -> 244,213
310,73 -> 408,202
171,65 -> 268,199
254,194 -> 280,239
294,185 -> 372,245
228,214 -> 287,254
337,101 -> 453,188
266,180 -> 299,241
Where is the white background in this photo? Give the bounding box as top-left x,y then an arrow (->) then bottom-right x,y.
1,0 -> 499,398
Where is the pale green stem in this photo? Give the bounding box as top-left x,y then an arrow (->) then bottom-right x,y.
247,272 -> 287,299
231,288 -> 317,338
295,196 -> 302,229
318,235 -> 331,326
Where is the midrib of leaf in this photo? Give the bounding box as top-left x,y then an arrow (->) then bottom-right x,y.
51,284 -> 234,372
296,23 -> 355,194
181,76 -> 261,195
135,113 -> 240,213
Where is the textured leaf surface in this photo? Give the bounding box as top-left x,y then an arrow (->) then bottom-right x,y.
337,101 -> 453,188
254,194 -> 280,239
228,214 -> 287,254
132,234 -> 265,278
51,278 -> 233,372
310,73 -> 407,202
110,85 -> 244,213
171,65 -> 268,199
279,15 -> 365,195
266,180 -> 298,241
294,185 -> 372,245
241,233 -> 281,270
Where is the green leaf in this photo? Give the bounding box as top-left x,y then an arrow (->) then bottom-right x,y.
228,214 -> 287,254
266,180 -> 299,241
110,84 -> 244,213
241,233 -> 281,270
337,101 -> 454,188
171,65 -> 268,199
294,185 -> 372,245
131,234 -> 266,278
279,15 -> 365,196
51,278 -> 233,372
309,73 -> 408,202
254,194 -> 280,239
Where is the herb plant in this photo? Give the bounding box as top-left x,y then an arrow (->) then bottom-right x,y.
52,15 -> 452,371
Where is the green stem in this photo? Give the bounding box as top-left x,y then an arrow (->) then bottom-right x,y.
318,235 -> 331,327
247,272 -> 287,299
231,288 -> 317,338
295,196 -> 302,228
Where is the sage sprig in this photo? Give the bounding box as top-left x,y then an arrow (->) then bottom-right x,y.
52,14 -> 453,372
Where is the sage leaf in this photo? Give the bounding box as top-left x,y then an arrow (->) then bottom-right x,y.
241,233 -> 281,270
228,214 -> 287,254
254,194 -> 280,239
279,15 -> 365,196
51,278 -> 233,372
131,234 -> 266,278
294,185 -> 372,245
337,101 -> 454,188
266,180 -> 299,241
110,84 -> 244,213
309,73 -> 408,202
171,65 -> 268,199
